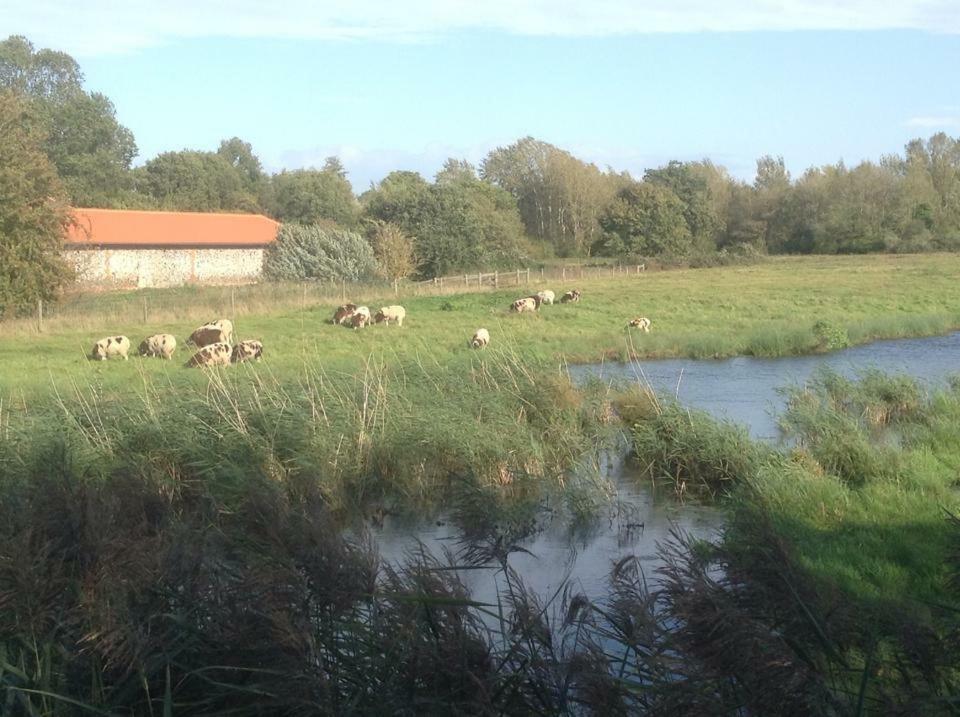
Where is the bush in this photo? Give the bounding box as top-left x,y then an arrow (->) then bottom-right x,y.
263,223 -> 376,282
812,319 -> 850,351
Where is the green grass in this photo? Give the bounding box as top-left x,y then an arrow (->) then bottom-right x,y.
4,254 -> 960,402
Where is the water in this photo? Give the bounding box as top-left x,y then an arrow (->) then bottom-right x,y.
572,331 -> 960,441
374,332 -> 960,601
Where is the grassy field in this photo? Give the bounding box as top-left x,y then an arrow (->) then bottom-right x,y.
2,254 -> 960,713
3,253 -> 960,402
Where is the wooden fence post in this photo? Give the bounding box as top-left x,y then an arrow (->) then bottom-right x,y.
526,268 -> 530,284
562,266 -> 566,282
464,274 -> 468,288
540,267 -> 544,282
494,271 -> 499,288
142,296 -> 148,324
394,278 -> 399,296
439,276 -> 444,290
230,287 -> 236,317
37,299 -> 43,332
516,268 -> 520,285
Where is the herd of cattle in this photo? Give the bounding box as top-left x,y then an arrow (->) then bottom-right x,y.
88,289 -> 652,365
89,319 -> 264,367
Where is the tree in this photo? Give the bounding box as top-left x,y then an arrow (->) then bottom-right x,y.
644,160 -> 722,252
362,169 -> 527,277
263,224 -> 376,281
0,35 -> 137,207
0,91 -> 71,315
370,221 -> 416,283
481,137 -> 616,256
599,181 -> 692,257
270,166 -> 360,227
134,150 -> 256,212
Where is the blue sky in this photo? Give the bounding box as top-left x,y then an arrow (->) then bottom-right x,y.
3,2 -> 959,191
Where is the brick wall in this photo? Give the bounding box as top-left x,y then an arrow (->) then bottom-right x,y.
65,247 -> 266,289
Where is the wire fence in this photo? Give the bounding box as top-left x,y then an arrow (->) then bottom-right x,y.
4,263 -> 646,337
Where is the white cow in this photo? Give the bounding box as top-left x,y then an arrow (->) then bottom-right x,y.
91,335 -> 130,361
470,328 -> 490,349
535,290 -> 555,305
138,333 -> 177,359
373,305 -> 406,326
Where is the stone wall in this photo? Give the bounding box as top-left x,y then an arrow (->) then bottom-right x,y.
65,247 -> 266,289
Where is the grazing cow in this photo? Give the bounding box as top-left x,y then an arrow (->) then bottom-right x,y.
511,297 -> 537,313
138,333 -> 177,359
627,317 -> 652,332
535,290 -> 556,305
471,328 -> 490,349
188,324 -> 229,348
373,305 -> 406,326
202,319 -> 233,345
185,342 -> 232,368
560,289 -> 582,303
351,306 -> 372,329
231,340 -> 263,363
90,335 -> 130,361
332,303 -> 358,325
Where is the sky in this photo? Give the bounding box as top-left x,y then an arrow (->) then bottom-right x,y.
2,1 -> 959,191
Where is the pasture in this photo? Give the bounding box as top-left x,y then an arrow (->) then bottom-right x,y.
3,253 -> 960,402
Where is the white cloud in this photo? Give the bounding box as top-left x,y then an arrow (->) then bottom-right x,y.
2,0 -> 958,56
905,115 -> 960,128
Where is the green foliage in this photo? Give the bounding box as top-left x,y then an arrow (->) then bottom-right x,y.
812,319 -> 850,351
263,223 -> 375,281
134,149 -> 261,212
599,180 -> 693,256
362,167 -> 527,277
0,35 -> 137,207
0,91 -> 71,316
370,221 -> 416,282
481,137 -> 617,256
270,163 -> 360,227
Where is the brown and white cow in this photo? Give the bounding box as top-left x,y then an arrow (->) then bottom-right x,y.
138,333 -> 177,359
627,317 -> 652,332
373,305 -> 406,326
189,324 -> 229,348
351,306 -> 372,329
560,289 -> 582,303
470,328 -> 490,349
332,303 -> 358,325
185,342 -> 232,368
90,335 -> 130,361
511,297 -> 537,313
231,340 -> 264,363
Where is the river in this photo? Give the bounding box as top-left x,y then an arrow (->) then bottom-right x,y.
374,331 -> 960,602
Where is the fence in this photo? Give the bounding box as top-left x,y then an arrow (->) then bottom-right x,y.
6,263 -> 646,337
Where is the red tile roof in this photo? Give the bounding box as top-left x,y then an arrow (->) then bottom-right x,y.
66,208 -> 280,248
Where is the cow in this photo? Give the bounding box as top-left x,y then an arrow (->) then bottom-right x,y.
535,290 -> 556,305
332,303 -> 358,325
138,333 -> 177,359
470,328 -> 490,349
231,340 -> 263,363
511,297 -> 537,313
373,305 -> 406,326
185,342 -> 232,368
205,319 -> 233,345
90,335 -> 130,361
627,317 -> 652,332
351,306 -> 372,329
188,325 -> 228,348
560,289 -> 582,303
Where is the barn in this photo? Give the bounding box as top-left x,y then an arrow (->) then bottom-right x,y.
65,208 -> 280,289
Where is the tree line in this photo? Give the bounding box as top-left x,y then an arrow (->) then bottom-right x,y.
3,34 -> 960,313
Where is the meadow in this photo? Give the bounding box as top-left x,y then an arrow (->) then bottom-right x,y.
2,254 -> 960,713
3,253 -> 960,403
